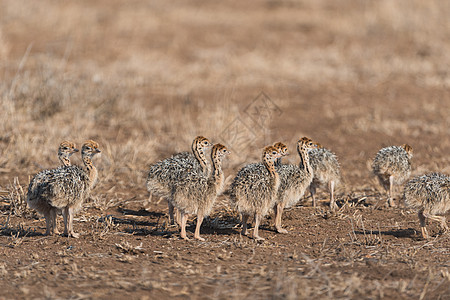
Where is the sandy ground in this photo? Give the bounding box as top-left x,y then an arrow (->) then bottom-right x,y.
0,0 -> 449,299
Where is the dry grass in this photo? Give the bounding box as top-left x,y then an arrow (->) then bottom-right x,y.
2,177 -> 27,217
0,0 -> 450,299
0,0 -> 449,180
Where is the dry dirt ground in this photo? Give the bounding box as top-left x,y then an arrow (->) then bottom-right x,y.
0,0 -> 449,299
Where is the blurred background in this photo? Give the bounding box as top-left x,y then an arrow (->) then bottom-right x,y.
0,2 -> 449,298
0,0 -> 449,197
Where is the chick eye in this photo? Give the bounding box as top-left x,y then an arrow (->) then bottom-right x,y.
63,147 -> 69,150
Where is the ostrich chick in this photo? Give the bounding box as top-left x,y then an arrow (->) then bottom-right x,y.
230,145 -> 287,241
404,173 -> 450,239
372,144 -> 413,207
27,141 -> 79,235
171,144 -> 230,241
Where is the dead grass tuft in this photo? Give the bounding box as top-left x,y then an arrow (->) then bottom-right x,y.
349,217 -> 383,247
2,177 -> 28,217
0,0 -> 449,299
95,215 -> 120,237
115,241 -> 145,255
0,263 -> 7,276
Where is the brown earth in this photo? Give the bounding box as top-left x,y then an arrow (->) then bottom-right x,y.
0,0 -> 449,299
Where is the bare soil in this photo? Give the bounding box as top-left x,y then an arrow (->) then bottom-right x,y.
0,0 -> 449,299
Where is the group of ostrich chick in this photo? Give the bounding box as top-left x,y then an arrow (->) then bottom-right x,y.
26,137 -> 449,241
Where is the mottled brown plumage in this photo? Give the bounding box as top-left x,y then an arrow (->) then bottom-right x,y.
146,136 -> 212,225
27,141 -> 79,235
308,144 -> 342,210
57,141 -> 79,167
273,142 -> 288,168
171,144 -> 230,240
274,138 -> 316,233
372,144 -> 413,207
230,145 -> 286,240
404,173 -> 450,239
28,140 -> 101,237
